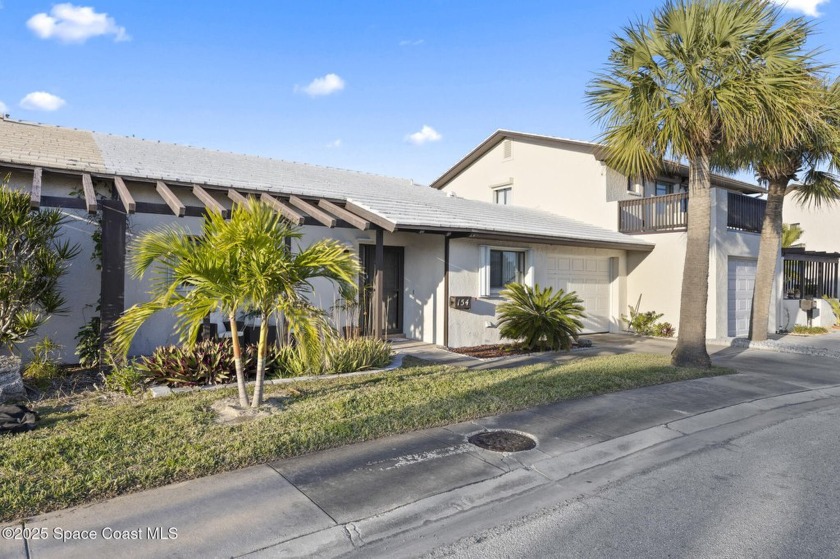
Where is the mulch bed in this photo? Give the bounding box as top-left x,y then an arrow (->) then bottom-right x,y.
451,344 -> 535,359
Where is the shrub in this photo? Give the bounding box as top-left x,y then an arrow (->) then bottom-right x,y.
622,307 -> 674,338
792,325 -> 829,335
0,181 -> 80,348
138,339 -> 256,387
497,283 -> 585,351
270,337 -> 392,378
326,337 -> 392,374
23,337 -> 63,390
74,316 -> 101,368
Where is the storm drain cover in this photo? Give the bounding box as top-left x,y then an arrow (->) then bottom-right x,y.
468,430 -> 536,452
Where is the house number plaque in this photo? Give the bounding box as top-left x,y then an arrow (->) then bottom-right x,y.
449,296 -> 472,310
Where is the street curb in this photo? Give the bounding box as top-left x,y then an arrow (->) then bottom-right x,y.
707,337 -> 840,360
260,383 -> 840,556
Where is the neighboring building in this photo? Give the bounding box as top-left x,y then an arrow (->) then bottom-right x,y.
0,118 -> 654,361
430,130 -> 784,339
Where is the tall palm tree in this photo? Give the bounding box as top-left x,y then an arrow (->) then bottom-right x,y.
587,0 -> 819,367
111,209 -> 252,406
212,199 -> 360,408
747,80 -> 840,341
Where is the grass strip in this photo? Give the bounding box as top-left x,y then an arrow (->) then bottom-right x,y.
0,353 -> 731,521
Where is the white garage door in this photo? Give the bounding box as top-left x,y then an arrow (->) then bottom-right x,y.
728,258 -> 757,337
546,256 -> 612,333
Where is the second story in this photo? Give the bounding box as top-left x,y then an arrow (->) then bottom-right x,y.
431,130 -> 767,235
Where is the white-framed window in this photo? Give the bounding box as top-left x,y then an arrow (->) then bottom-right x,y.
479,246 -> 533,296
494,187 -> 512,205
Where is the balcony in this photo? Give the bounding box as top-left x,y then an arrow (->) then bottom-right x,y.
618,191 -> 766,234
618,192 -> 687,233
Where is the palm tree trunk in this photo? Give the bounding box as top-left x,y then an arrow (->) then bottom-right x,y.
749,178 -> 788,341
228,312 -> 249,407
251,314 -> 269,408
672,154 -> 713,368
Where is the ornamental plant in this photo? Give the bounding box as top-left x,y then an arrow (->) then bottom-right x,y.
497,283 -> 585,351
0,179 -> 80,350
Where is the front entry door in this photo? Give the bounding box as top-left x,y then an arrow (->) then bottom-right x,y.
361,245 -> 404,335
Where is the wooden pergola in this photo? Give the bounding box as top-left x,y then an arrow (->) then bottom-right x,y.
15,164 -> 404,348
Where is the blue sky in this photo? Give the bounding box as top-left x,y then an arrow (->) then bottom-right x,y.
1,1 -> 837,184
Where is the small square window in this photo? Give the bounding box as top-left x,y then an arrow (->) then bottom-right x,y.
655,182 -> 674,196
489,249 -> 525,290
494,187 -> 512,205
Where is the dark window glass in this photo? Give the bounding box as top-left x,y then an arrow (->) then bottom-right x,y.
489,250 -> 524,289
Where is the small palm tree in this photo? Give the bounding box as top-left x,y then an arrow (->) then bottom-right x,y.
587,0 -> 820,367
497,283 -> 585,351
213,199 -> 361,407
111,209 -> 251,406
782,224 -> 805,249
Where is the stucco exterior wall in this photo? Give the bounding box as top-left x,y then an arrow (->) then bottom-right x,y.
783,203 -> 840,253
447,238 -> 627,348
627,188 -> 778,339
438,139 -> 621,231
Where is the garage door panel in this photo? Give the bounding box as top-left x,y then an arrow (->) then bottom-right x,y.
728,258 -> 756,337
547,257 -> 611,334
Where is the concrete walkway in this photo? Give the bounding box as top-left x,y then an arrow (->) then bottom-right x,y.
3,336 -> 839,558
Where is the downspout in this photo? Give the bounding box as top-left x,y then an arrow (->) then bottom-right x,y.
443,234 -> 450,348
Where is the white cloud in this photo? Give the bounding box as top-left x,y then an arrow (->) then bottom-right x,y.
0,101 -> 7,114
406,125 -> 442,145
27,3 -> 130,44
20,92 -> 66,111
297,73 -> 345,97
769,0 -> 828,16
326,139 -> 342,148
399,39 -> 424,47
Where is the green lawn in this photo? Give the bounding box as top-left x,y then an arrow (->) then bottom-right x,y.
0,353 -> 732,522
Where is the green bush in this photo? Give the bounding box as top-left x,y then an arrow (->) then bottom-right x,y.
74,316 -> 100,368
270,337 -> 392,378
792,325 -> 829,335
326,337 -> 392,374
138,339 -> 256,387
622,307 -> 674,338
22,337 -> 63,390
497,283 -> 585,351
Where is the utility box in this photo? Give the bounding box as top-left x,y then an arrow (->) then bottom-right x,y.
449,296 -> 472,310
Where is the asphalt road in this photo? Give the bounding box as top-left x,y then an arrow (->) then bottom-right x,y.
428,402 -> 840,559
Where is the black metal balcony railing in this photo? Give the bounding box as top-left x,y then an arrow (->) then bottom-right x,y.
618,192 -> 688,233
618,191 -> 767,234
727,192 -> 764,233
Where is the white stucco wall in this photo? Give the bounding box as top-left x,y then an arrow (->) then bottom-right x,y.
447,238 -> 627,348
626,188 -> 778,339
783,203 -> 840,253
780,299 -> 836,330
439,139 -> 622,231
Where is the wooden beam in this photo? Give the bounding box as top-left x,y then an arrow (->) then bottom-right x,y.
260,193 -> 305,225
155,181 -> 186,217
227,189 -> 249,206
112,176 -> 136,214
289,196 -> 336,227
81,173 -> 98,214
318,199 -> 370,230
344,201 -> 396,232
192,184 -> 227,216
30,167 -> 42,209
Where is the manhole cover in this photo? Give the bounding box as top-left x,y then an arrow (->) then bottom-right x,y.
468,430 -> 536,452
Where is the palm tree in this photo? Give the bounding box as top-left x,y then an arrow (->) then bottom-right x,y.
587,0 -> 819,367
111,209 -> 252,406
212,199 -> 361,407
781,223 -> 805,249
747,80 -> 840,342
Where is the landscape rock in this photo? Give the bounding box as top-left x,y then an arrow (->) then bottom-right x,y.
0,356 -> 26,402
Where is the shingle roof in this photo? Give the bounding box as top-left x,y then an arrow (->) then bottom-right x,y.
0,118 -> 653,251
